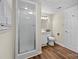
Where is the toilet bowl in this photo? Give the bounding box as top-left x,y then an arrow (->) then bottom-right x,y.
41,31 -> 55,46
48,36 -> 55,46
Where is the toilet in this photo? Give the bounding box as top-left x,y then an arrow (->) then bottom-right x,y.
47,36 -> 55,46
45,32 -> 55,46
41,31 -> 55,46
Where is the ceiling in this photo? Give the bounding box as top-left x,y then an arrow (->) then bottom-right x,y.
41,0 -> 78,14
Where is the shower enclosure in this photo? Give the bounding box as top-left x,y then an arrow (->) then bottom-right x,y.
15,0 -> 41,59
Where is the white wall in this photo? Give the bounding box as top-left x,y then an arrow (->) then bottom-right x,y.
0,0 -> 15,59
52,12 -> 64,39
53,5 -> 78,53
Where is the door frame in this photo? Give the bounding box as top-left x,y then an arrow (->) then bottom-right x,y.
15,0 -> 41,59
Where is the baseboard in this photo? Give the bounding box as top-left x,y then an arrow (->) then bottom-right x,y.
55,41 -> 78,53
41,44 -> 47,47
55,41 -> 65,48
26,50 -> 42,59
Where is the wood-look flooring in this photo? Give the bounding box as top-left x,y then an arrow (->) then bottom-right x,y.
29,44 -> 78,59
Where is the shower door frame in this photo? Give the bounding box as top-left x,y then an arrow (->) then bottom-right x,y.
15,0 -> 41,59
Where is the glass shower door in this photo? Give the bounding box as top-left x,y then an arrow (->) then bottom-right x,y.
18,1 -> 36,54
16,0 -> 41,59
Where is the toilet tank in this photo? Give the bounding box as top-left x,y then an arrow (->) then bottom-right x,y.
46,32 -> 51,37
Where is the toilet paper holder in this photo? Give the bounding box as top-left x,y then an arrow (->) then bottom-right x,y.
57,33 -> 60,36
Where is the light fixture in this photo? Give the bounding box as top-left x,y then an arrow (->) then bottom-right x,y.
41,16 -> 48,20
28,12 -> 33,14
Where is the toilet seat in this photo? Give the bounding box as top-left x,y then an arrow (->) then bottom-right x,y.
47,36 -> 55,46
48,36 -> 55,40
